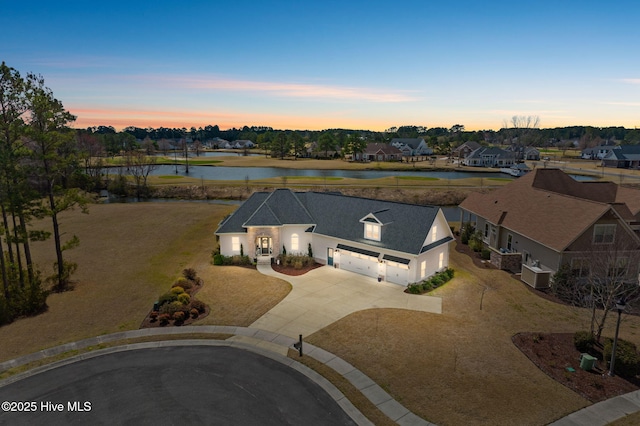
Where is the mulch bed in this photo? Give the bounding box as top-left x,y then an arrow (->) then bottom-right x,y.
139,279 -> 210,328
513,332 -> 640,402
271,261 -> 323,276
455,237 -> 640,402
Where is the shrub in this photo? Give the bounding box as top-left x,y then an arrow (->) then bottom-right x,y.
407,283 -> 422,294
171,278 -> 193,291
282,245 -> 287,255
158,313 -> 171,326
170,286 -> 185,295
481,248 -> 491,260
293,260 -> 303,270
149,311 -> 159,322
191,300 -> 206,314
603,338 -> 640,378
158,292 -> 178,307
240,243 -> 244,257
190,308 -> 199,319
182,268 -> 198,281
213,254 -> 224,265
574,331 -> 595,353
173,311 -> 185,323
177,293 -> 191,305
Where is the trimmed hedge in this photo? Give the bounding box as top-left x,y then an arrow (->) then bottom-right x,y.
407,268 -> 455,294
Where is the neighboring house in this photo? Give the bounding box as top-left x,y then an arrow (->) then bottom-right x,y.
459,168 -> 640,287
601,145 -> 640,169
508,145 -> 540,161
452,141 -> 481,160
354,143 -> 403,162
462,147 -> 515,167
581,145 -> 617,160
215,189 -> 454,285
232,140 -> 255,149
390,138 -> 433,156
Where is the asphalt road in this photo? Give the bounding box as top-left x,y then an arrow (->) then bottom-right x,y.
0,346 -> 356,425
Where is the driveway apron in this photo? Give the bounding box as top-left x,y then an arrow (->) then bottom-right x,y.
251,264 -> 442,338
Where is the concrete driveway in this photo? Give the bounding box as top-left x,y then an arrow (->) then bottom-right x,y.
250,264 -> 442,338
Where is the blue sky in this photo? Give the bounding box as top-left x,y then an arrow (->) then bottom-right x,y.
2,1 -> 639,131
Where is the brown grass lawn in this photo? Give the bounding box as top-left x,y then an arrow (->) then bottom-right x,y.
0,202 -> 241,362
306,247 -> 640,426
194,265 -> 291,327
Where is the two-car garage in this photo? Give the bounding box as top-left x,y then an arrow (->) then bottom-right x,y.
336,244 -> 411,285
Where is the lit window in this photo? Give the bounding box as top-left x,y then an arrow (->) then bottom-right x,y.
432,225 -> 437,242
291,234 -> 299,251
365,223 -> 380,241
420,260 -> 426,278
439,252 -> 444,269
232,237 -> 240,252
593,224 -> 615,244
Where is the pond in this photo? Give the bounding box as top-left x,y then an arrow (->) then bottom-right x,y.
108,165 -> 514,181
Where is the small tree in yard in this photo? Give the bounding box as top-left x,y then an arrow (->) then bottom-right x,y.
553,225 -> 640,343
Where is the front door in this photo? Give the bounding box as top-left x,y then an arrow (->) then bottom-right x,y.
260,237 -> 270,255
327,248 -> 334,266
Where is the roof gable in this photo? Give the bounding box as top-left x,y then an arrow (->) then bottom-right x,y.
459,169 -> 640,252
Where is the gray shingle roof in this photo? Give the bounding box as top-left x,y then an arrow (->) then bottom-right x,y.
216,189 -> 441,255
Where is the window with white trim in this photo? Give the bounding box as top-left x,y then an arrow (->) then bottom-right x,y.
232,236 -> 240,252
439,252 -> 444,269
365,223 -> 381,241
291,233 -> 299,251
593,224 -> 616,244
420,260 -> 426,278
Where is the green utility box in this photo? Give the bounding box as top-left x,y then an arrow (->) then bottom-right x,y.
579,353 -> 596,371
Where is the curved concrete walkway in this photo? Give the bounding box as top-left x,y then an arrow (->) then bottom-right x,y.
252,264 -> 442,338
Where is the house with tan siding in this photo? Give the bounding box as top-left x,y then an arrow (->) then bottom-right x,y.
459,169 -> 640,288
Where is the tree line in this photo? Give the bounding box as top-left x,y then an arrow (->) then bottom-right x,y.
0,62 -> 89,325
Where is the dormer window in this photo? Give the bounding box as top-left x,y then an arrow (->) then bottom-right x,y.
365,223 -> 380,241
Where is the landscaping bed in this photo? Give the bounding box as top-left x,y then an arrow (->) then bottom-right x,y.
140,269 -> 210,328
512,332 -> 640,402
271,261 -> 323,276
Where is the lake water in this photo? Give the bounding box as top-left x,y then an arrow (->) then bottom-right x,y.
109,165 -> 513,181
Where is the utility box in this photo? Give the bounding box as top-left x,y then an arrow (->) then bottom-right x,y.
579,353 -> 596,371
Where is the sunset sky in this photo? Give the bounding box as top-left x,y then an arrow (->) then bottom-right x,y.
2,1 -> 639,131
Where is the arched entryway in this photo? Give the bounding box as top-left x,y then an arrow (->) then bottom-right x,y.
257,236 -> 272,256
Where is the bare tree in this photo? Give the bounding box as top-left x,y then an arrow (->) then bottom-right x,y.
553,226 -> 640,342
125,150 -> 158,199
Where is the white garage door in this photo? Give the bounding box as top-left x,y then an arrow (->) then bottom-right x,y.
385,264 -> 409,285
382,255 -> 411,285
337,244 -> 379,278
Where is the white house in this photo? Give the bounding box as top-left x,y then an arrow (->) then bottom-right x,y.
215,189 -> 454,286
390,138 -> 433,156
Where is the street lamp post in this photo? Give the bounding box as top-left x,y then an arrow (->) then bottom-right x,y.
608,298 -> 626,377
